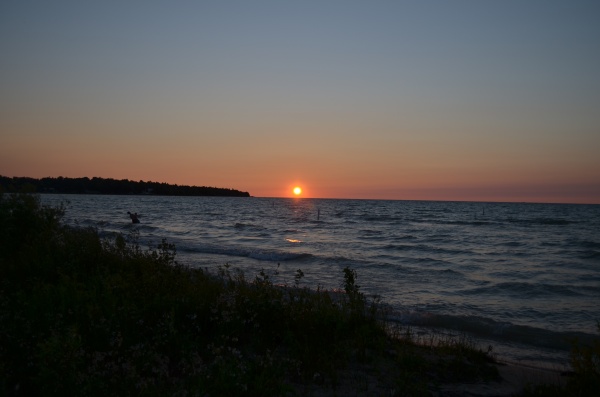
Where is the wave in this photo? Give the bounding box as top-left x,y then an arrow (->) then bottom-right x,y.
506,218 -> 573,226
178,243 -> 312,262
438,268 -> 465,277
382,243 -> 412,252
233,222 -> 267,231
573,240 -> 600,259
497,241 -> 523,247
382,243 -> 471,256
359,229 -> 384,235
461,282 -> 584,298
360,215 -> 404,223
579,240 -> 600,249
578,250 -> 600,259
387,310 -> 595,351
413,257 -> 452,265
95,225 -> 158,239
444,220 -> 494,226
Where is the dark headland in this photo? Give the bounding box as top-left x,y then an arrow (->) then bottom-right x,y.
0,176 -> 250,197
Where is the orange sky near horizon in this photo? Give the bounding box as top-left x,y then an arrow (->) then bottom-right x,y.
1,2 -> 599,204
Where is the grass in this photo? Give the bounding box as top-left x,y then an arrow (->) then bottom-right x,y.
3,192 -> 596,396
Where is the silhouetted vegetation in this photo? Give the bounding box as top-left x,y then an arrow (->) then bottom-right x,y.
522,323 -> 600,397
1,193 -> 515,396
0,176 -> 250,197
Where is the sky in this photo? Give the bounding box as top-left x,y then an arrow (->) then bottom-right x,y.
1,1 -> 599,203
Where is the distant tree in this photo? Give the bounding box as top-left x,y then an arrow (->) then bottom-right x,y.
0,176 -> 250,197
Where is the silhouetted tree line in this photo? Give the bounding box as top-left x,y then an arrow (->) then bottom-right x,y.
0,176 -> 250,197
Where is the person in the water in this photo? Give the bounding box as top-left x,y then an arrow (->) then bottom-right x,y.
128,211 -> 140,223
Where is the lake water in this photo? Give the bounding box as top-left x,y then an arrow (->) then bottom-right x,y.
41,194 -> 600,369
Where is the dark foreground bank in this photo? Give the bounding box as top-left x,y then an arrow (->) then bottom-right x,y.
1,193 -> 598,396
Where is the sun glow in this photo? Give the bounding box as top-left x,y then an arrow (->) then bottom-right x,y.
293,186 -> 302,196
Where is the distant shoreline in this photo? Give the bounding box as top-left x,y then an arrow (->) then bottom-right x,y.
0,176 -> 251,197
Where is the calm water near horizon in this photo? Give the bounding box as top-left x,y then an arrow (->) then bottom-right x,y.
41,194 -> 600,369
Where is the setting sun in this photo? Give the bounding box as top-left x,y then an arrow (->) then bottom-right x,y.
293,186 -> 302,196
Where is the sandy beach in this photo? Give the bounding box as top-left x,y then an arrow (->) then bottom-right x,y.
435,361 -> 567,397
291,359 -> 568,397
